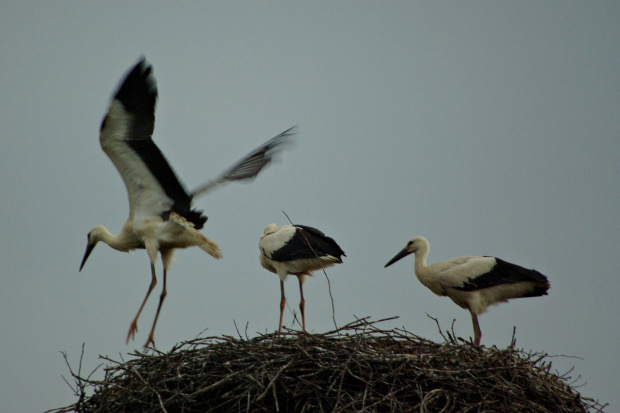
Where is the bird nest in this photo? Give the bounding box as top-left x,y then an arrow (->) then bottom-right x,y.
50,317 -> 605,413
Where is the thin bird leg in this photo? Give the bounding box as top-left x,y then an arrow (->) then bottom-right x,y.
298,276 -> 306,331
470,310 -> 482,346
145,267 -> 168,348
127,262 -> 157,344
278,280 -> 286,335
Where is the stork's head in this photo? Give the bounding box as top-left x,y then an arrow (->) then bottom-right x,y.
384,236 -> 429,267
80,225 -> 108,271
263,223 -> 278,235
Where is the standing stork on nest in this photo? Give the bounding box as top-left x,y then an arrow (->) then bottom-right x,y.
384,236 -> 550,346
80,58 -> 296,347
259,224 -> 345,334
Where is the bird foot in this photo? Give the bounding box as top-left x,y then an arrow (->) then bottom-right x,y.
144,333 -> 156,349
126,321 -> 139,344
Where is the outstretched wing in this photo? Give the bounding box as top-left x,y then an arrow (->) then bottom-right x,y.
99,58 -> 203,227
190,126 -> 297,198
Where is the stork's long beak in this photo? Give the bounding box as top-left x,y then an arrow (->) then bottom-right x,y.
384,247 -> 412,268
80,242 -> 96,271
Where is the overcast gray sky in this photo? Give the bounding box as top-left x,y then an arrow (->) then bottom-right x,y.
1,2 -> 618,411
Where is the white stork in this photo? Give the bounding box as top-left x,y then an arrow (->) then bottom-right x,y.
384,236 -> 550,346
80,58 -> 296,348
259,224 -> 345,334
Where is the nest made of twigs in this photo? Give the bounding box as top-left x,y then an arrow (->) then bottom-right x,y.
50,317 -> 605,413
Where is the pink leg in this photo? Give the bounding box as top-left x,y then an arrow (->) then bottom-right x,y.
144,268 -> 168,348
470,311 -> 482,346
278,280 -> 286,335
127,262 -> 157,344
298,276 -> 306,331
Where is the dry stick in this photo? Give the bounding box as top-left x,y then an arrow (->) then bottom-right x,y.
510,326 -> 517,349
58,344 -> 102,409
131,368 -> 169,413
191,375 -> 238,396
233,319 -> 252,341
426,313 -> 450,343
321,315 -> 399,338
256,359 -> 294,401
233,319 -> 244,340
282,210 -> 338,330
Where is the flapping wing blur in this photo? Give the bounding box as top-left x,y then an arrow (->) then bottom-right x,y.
190,126 -> 297,198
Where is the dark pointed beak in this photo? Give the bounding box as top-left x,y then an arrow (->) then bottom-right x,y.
384,247 -> 412,268
80,243 -> 95,271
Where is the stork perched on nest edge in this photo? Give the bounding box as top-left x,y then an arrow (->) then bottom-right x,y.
385,236 -> 550,346
259,224 -> 345,334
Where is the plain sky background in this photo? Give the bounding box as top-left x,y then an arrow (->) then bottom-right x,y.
1,2 -> 618,412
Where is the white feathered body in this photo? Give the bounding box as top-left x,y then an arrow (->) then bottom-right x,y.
388,236 -> 550,316
259,224 -> 345,283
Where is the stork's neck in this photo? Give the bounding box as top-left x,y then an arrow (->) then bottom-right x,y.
95,225 -> 137,252
413,249 -> 433,287
414,251 -> 427,273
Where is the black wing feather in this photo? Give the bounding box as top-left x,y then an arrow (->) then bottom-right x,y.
189,126 -> 297,198
221,126 -> 296,181
108,58 -> 206,228
270,225 -> 346,262
454,257 -> 549,296
106,58 -> 156,140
